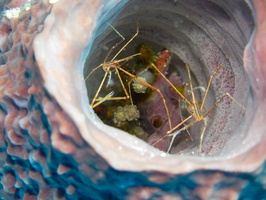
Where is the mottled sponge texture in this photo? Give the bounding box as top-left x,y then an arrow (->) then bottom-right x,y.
0,0 -> 265,200
0,0 -> 109,199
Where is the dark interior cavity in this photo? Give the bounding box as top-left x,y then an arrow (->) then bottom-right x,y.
83,0 -> 254,156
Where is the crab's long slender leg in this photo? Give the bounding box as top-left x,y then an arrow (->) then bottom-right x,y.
91,71 -> 108,107
85,64 -> 104,81
179,100 -> 193,141
118,66 -> 172,130
111,22 -> 139,62
185,64 -> 200,118
199,119 -> 207,152
150,63 -> 192,105
104,24 -> 125,63
200,65 -> 223,111
92,91 -> 115,108
115,67 -> 130,99
152,114 -> 193,150
203,92 -> 245,119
